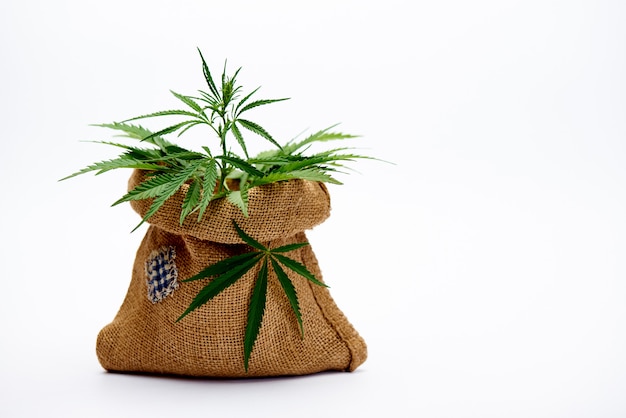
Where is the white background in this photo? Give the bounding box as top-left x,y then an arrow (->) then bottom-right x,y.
1,0 -> 625,417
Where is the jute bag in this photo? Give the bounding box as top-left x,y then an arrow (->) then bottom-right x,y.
96,170 -> 367,377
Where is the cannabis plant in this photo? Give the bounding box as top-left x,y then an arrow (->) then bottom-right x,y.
63,49 -> 371,370
63,49 -> 366,229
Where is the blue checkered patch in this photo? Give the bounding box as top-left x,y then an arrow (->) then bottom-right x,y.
145,246 -> 179,303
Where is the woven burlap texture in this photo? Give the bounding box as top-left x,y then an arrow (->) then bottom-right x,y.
96,170 -> 367,377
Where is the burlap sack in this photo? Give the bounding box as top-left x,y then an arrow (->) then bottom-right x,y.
96,170 -> 367,377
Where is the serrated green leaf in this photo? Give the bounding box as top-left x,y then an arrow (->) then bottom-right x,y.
132,160 -> 203,231
197,158 -> 219,221
92,122 -> 174,147
59,156 -> 166,181
237,98 -> 289,116
92,122 -> 150,139
246,155 -> 290,166
161,143 -> 193,153
230,121 -> 248,158
272,242 -> 309,253
182,251 -> 261,282
113,172 -> 175,205
233,220 -> 267,251
108,150 -> 166,167
197,48 -> 219,99
227,188 -> 249,217
248,172 -> 297,187
271,258 -> 303,337
170,90 -> 205,114
237,119 -> 282,150
180,178 -> 201,225
196,90 -> 219,108
233,86 -> 260,115
140,120 -> 200,143
123,109 -> 201,122
282,125 -> 358,155
176,120 -> 206,137
151,152 -> 205,164
280,169 -> 341,184
273,253 -> 328,288
217,155 -> 264,177
176,253 -> 262,322
201,146 -> 213,156
90,123 -> 170,151
272,154 -> 353,173
244,257 -> 268,372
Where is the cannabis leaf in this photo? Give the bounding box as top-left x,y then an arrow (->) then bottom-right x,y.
61,49 -> 378,224
176,221 -> 326,371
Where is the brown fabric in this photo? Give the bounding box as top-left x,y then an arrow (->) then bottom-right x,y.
128,170 -> 333,244
96,170 -> 367,377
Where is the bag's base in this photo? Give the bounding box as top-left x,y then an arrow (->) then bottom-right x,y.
96,227 -> 367,378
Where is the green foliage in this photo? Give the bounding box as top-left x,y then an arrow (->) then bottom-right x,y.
61,50 -> 373,227
176,221 -> 326,371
